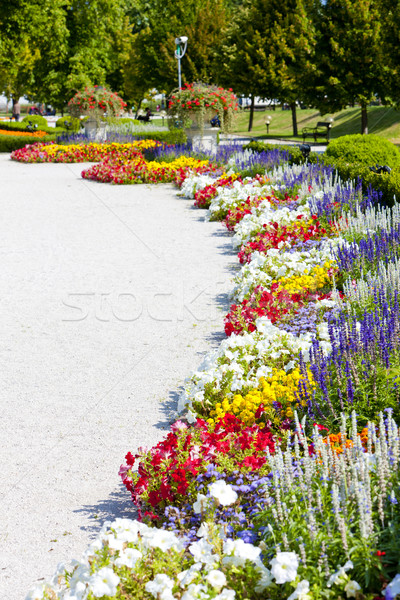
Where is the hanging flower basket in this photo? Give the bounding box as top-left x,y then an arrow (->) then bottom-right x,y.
67,86 -> 126,127
168,82 -> 239,134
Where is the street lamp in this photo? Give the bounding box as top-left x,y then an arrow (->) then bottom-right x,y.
175,36 -> 188,89
265,115 -> 272,134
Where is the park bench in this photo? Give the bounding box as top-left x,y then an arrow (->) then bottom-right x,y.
301,121 -> 332,143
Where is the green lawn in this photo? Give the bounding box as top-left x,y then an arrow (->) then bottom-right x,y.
232,106 -> 400,144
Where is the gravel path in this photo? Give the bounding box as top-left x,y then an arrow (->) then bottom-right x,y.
0,155 -> 234,599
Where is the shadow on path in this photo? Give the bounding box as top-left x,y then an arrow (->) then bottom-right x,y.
73,484 -> 138,535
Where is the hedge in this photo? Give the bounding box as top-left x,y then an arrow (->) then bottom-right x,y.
0,134 -> 58,153
0,121 -> 64,135
129,128 -> 187,145
21,114 -> 48,129
324,134 -> 400,168
321,135 -> 400,207
55,116 -> 82,132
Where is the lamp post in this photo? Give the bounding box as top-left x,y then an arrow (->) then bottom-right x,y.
174,36 -> 188,89
265,115 -> 272,134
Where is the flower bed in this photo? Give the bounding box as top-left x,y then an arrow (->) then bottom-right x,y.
0,128 -> 48,138
26,147 -> 400,600
11,140 -> 161,163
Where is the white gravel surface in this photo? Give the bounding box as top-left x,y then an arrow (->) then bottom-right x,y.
0,154 -> 234,599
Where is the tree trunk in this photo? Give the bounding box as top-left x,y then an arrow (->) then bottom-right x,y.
361,104 -> 368,135
290,102 -> 298,137
248,95 -> 255,132
135,99 -> 143,120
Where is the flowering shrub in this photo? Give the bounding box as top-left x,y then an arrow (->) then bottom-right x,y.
67,85 -> 126,121
168,82 -> 239,132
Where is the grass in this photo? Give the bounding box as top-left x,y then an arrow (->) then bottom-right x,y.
231,105 -> 400,144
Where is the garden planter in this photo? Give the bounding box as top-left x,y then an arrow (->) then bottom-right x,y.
185,125 -> 219,152
84,118 -> 98,140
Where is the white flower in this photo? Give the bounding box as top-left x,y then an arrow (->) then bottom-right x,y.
288,580 -> 311,600
189,538 -> 216,565
223,538 -> 261,566
385,574 -> 400,599
181,583 -> 208,600
145,574 -> 175,600
206,570 -> 227,590
114,547 -> 142,568
143,528 -> 183,552
327,560 -> 354,587
177,563 -> 202,588
215,589 -> 236,600
193,493 -> 210,514
208,480 -> 238,506
102,533 -> 125,552
255,564 -> 273,592
270,552 -> 299,584
197,522 -> 210,538
345,580 -> 361,598
89,567 -> 120,598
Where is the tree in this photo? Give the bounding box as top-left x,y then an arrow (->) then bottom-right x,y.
217,0 -> 274,132
126,0 -> 229,95
0,0 -> 69,109
260,0 -> 318,136
46,0 -> 133,110
375,0 -> 400,107
312,0 -> 386,135
217,0 -> 317,135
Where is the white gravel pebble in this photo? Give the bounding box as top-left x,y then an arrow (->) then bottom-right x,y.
0,155 -> 234,599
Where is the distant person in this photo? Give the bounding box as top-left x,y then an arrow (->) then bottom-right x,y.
12,101 -> 21,121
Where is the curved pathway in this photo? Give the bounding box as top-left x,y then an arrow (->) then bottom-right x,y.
0,155 -> 234,599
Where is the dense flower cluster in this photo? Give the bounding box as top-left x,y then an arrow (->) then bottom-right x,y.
67,85 -> 126,119
11,140 -> 160,163
194,174 -> 242,208
208,367 -> 315,427
82,154 -> 216,185
120,414 -> 275,517
168,82 -> 239,132
0,128 -> 48,138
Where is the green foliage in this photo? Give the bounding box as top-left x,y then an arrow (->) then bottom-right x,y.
312,0 -> 388,133
55,117 -> 82,132
325,134 -> 400,167
0,0 -> 69,103
128,0 -> 229,94
322,156 -> 400,208
0,121 -> 58,134
0,134 -> 57,153
21,115 -> 48,128
133,129 -> 187,145
218,0 -> 317,134
321,134 -> 400,207
243,141 -> 319,165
